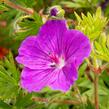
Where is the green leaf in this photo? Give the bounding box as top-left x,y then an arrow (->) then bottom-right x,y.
61,0 -> 98,9
11,0 -> 36,8
85,99 -> 95,109
94,41 -> 104,54
96,7 -> 101,16
101,71 -> 109,87
13,12 -> 42,40
78,62 -> 87,77
0,52 -> 20,99
75,8 -> 108,40
0,100 -> 12,109
94,33 -> 109,62
61,1 -> 82,8
74,12 -> 82,22
15,92 -> 33,108
0,3 -> 9,11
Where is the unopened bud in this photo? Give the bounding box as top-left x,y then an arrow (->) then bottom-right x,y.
49,6 -> 65,19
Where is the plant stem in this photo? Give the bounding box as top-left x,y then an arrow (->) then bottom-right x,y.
32,97 -> 81,105
94,74 -> 99,109
3,0 -> 34,14
101,63 -> 109,71
74,84 -> 85,109
87,59 -> 100,109
91,42 -> 99,109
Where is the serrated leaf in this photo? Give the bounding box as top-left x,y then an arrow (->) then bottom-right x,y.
13,12 -> 42,40
0,52 -> 19,99
96,54 -> 109,62
94,33 -> 109,62
94,41 -> 104,54
75,8 -> 107,40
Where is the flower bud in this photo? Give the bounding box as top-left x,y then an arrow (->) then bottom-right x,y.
49,6 -> 65,19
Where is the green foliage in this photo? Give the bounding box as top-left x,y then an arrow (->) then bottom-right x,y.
0,3 -> 9,11
0,0 -> 109,109
61,0 -> 99,8
13,12 -> 42,40
0,1 -> 42,51
0,100 -> 12,109
101,71 -> 109,87
104,4 -> 109,18
14,0 -> 36,8
94,33 -> 109,62
75,7 -> 108,40
15,91 -> 35,109
0,52 -> 19,99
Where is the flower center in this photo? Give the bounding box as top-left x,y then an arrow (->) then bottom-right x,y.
58,56 -> 65,69
49,53 -> 65,69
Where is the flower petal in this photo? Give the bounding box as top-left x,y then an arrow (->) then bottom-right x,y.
48,63 -> 78,92
63,30 -> 91,67
37,20 -> 67,55
39,20 -> 67,37
21,67 -> 55,92
16,36 -> 52,69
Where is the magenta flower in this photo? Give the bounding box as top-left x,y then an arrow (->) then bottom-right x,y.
16,20 -> 91,92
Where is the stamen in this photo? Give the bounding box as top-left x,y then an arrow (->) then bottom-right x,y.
49,53 -> 59,64
49,53 -> 65,69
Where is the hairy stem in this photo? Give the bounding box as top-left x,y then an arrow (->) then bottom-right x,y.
91,42 -> 99,109
32,97 -> 82,105
94,74 -> 99,109
86,59 -> 100,108
3,0 -> 34,14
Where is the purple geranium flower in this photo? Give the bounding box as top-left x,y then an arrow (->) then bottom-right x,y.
16,20 -> 91,92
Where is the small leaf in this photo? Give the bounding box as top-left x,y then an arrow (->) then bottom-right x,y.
0,100 -> 12,109
96,7 -> 101,17
74,12 -> 82,22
